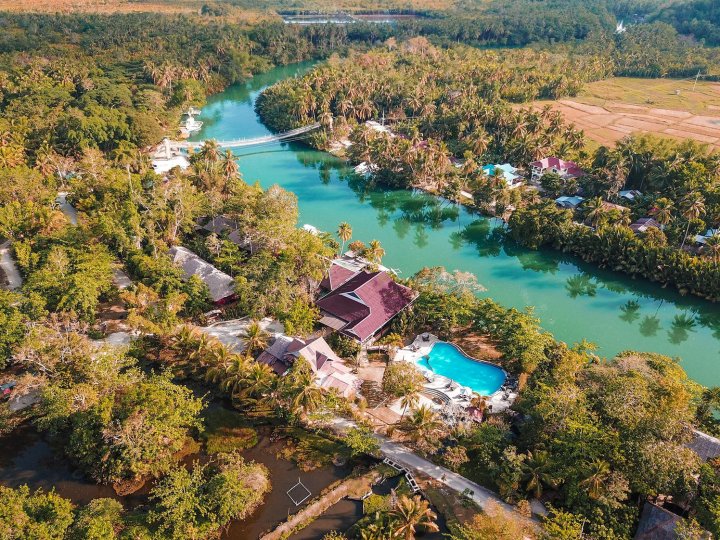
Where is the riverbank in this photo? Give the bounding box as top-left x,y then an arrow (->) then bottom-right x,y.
190,62 -> 720,388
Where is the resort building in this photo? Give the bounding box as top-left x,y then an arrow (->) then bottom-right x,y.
257,335 -> 360,397
365,120 -> 395,137
555,195 -> 584,209
151,139 -> 190,174
530,157 -> 585,182
694,228 -> 719,247
630,217 -> 661,234
317,261 -> 417,343
168,246 -> 236,304
196,216 -> 247,248
481,163 -> 523,188
619,189 -> 642,202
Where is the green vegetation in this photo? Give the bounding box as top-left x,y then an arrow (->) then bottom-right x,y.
202,408 -> 259,454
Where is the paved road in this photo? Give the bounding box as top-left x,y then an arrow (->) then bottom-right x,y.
0,241 -> 22,290
330,418 -> 533,520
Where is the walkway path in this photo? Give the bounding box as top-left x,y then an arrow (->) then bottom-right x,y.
329,418 -> 531,521
0,241 -> 22,290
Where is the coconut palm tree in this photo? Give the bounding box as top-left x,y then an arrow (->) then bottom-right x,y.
579,459 -> 611,500
366,239 -> 385,265
521,450 -> 557,499
680,193 -> 706,248
703,235 -> 720,268
388,495 -> 439,540
399,390 -> 420,420
584,196 -> 606,228
649,198 -> 674,230
283,357 -> 323,418
243,320 -> 269,359
221,149 -> 239,183
235,362 -> 275,406
337,222 -> 352,255
397,405 -> 443,444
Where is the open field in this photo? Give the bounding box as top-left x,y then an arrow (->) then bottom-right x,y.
533,77 -> 720,149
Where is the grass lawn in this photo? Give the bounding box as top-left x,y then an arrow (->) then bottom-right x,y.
578,77 -> 720,116
202,407 -> 259,454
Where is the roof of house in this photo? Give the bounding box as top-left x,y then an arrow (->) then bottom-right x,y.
482,163 -> 521,183
200,216 -> 239,235
619,190 -> 642,201
687,429 -> 720,461
168,246 -> 235,303
257,335 -> 359,396
634,502 -> 682,540
630,217 -> 661,233
317,270 -> 417,342
555,195 -> 584,208
531,157 -> 585,177
601,201 -> 629,213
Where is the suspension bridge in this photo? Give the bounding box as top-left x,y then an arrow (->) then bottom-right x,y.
173,122 -> 322,149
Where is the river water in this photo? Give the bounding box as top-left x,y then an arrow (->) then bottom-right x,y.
191,62 -> 720,387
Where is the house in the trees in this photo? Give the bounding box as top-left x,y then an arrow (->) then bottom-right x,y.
619,189 -> 642,202
629,217 -> 661,235
694,228 -> 719,247
168,246 -> 236,305
316,259 -> 417,344
481,163 -> 523,188
555,195 -> 584,209
197,216 -> 247,248
257,335 -> 360,397
530,157 -> 585,183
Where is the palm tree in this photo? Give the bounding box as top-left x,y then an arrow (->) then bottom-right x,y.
399,390 -> 420,420
579,459 -> 611,500
703,235 -> 720,268
584,196 -> 606,228
649,198 -> 674,230
337,222 -> 352,255
388,495 -> 439,540
284,358 -> 323,418
235,362 -> 275,405
680,193 -> 706,248
521,450 -> 557,499
221,149 -> 239,182
366,239 -> 385,265
243,321 -> 269,359
397,405 -> 443,444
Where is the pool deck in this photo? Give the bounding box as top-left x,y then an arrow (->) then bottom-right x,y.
393,334 -> 517,414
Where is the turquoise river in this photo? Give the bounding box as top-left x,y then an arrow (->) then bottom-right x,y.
191,62 -> 720,388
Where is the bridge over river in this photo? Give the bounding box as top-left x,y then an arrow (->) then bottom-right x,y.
174,122 -> 321,149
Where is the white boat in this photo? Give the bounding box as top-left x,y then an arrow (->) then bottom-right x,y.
187,107 -> 201,116
183,115 -> 203,134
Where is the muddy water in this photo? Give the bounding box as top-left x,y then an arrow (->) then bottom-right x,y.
0,423 -> 349,539
221,433 -> 351,539
0,426 -> 147,506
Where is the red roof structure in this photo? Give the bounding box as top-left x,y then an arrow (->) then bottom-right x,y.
530,157 -> 585,178
317,268 -> 417,343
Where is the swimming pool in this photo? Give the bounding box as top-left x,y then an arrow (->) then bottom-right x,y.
417,342 -> 506,396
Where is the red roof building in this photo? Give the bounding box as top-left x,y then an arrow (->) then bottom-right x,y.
317,264 -> 417,343
530,157 -> 585,182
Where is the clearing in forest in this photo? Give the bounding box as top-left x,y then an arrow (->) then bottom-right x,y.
533,77 -> 720,149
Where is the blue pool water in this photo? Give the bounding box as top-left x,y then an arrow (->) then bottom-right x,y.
417,342 -> 507,396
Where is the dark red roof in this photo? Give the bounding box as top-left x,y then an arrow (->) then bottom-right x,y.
316,271 -> 417,342
319,264 -> 356,291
